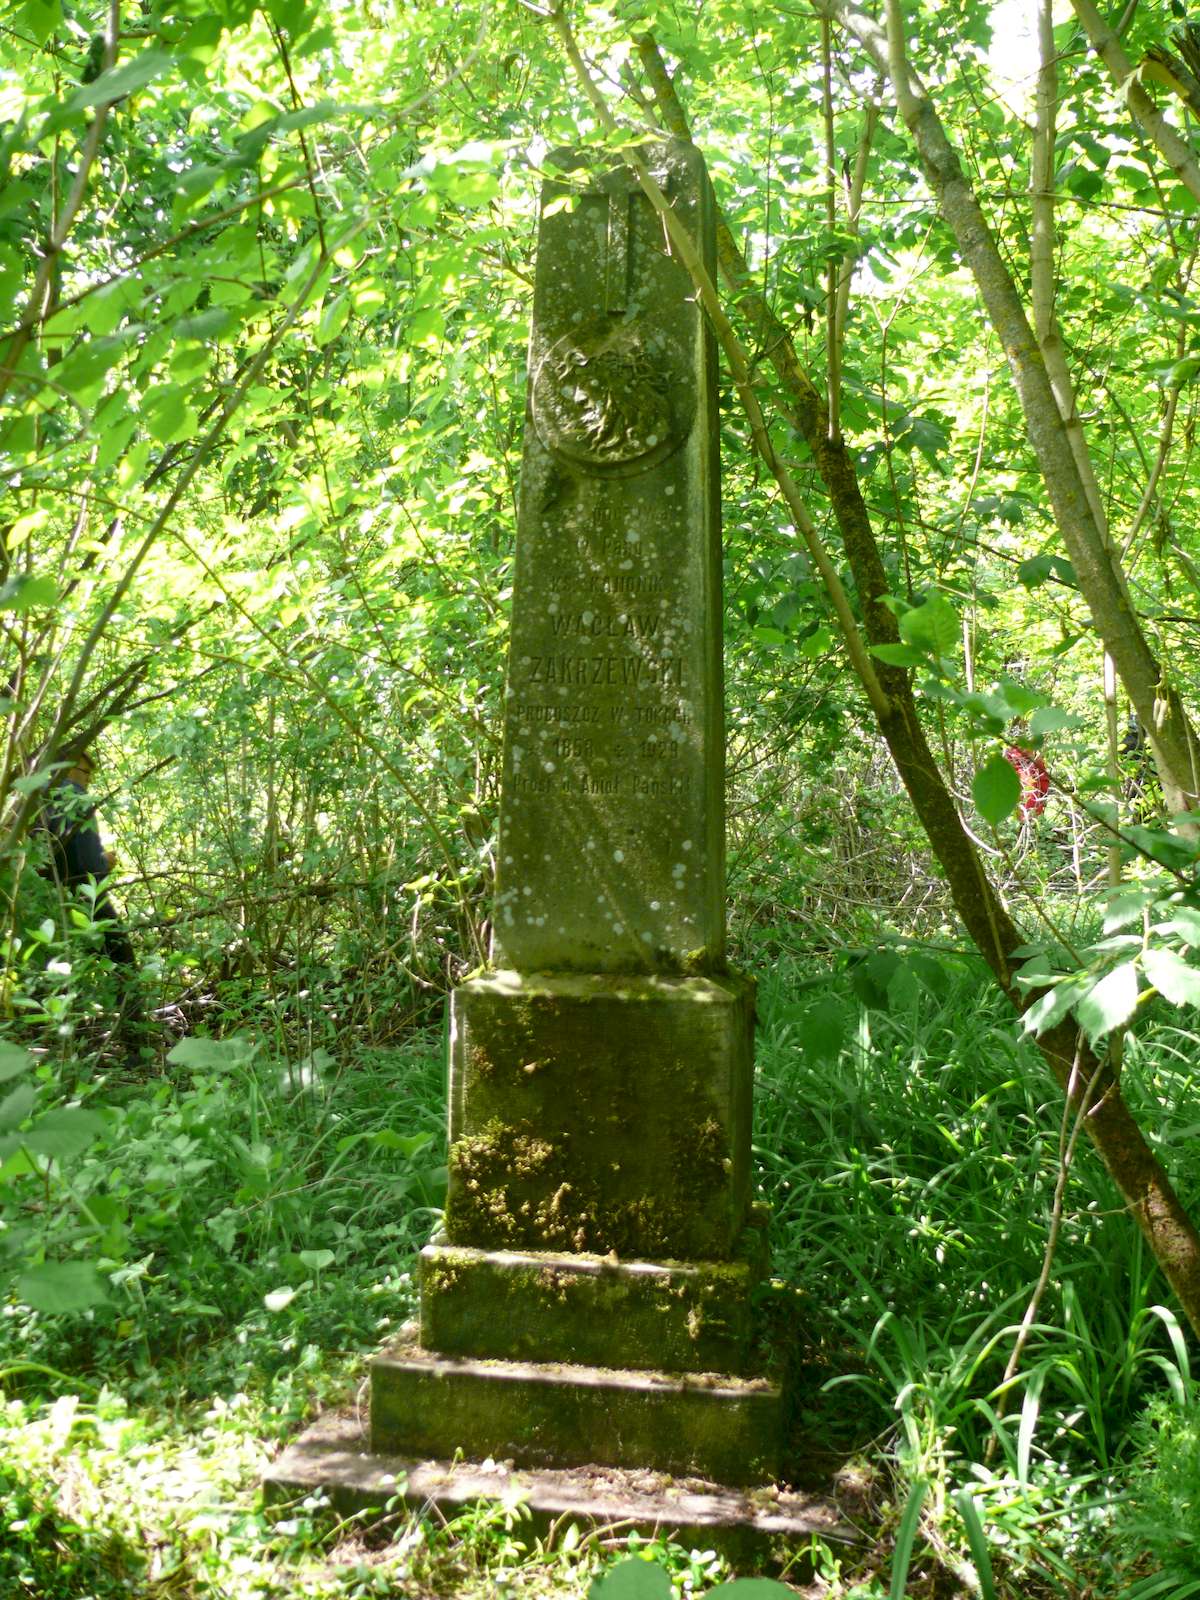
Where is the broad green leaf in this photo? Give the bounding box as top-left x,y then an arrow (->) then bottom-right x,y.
1077,961 -> 1139,1040
589,1558 -> 673,1600
16,1261 -> 108,1313
1022,981 -> 1080,1036
899,593 -> 958,656
23,1108 -> 107,1163
1143,947 -> 1200,1008
316,293 -> 351,347
995,678 -> 1045,716
1165,908 -> 1200,946
801,995 -> 848,1062
142,387 -> 198,445
973,753 -> 1020,825
869,643 -> 925,667
20,0 -> 62,46
1030,706 -> 1083,736
0,1042 -> 32,1085
1102,889 -> 1153,933
369,1129 -> 434,1158
408,305 -> 445,346
298,1249 -> 335,1272
0,574 -> 59,613
1124,827 -> 1199,871
0,1081 -> 35,1132
167,1037 -> 258,1071
0,1146 -> 36,1179
1019,554 -> 1054,588
175,307 -> 239,343
73,49 -> 172,110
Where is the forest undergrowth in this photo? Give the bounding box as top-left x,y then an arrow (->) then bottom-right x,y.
0,925 -> 1196,1600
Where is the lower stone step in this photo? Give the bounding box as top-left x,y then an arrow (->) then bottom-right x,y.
370,1329 -> 781,1486
419,1234 -> 765,1375
265,1410 -> 852,1573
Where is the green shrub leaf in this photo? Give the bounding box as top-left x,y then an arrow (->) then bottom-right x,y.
899,592 -> 958,656
1143,947 -> 1200,1008
16,1261 -> 108,1313
589,1558 -> 672,1599
0,1081 -> 35,1133
973,753 -> 1021,824
167,1037 -> 258,1071
23,1108 -> 107,1163
1077,961 -> 1140,1039
0,1042 -> 32,1085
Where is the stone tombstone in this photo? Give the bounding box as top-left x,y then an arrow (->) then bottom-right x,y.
493,140 -> 723,975
438,139 -> 754,1265
366,140 -> 778,1492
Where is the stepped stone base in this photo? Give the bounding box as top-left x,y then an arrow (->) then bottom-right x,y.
370,1327 -> 780,1486
419,1232 -> 766,1375
264,1411 -> 853,1573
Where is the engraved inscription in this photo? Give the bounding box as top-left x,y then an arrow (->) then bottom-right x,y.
524,654 -> 686,689
550,610 -> 662,640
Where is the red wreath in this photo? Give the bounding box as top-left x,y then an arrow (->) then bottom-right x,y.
1004,744 -> 1051,818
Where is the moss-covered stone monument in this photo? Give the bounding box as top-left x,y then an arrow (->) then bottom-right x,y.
369,139 -> 782,1485
266,142 -> 833,1552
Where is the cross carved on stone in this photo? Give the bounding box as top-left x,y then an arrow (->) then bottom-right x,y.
593,166 -> 671,315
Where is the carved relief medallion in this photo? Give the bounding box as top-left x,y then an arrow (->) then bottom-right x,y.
531,318 -> 691,478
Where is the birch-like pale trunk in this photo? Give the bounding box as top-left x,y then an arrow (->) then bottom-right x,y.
1069,0 -> 1200,207
828,0 -> 1200,823
604,21 -> 1200,1339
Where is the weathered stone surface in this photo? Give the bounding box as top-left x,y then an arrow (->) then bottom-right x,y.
419,1233 -> 766,1374
444,970 -> 754,1259
493,140 -> 723,976
370,1329 -> 780,1485
264,1410 -> 853,1574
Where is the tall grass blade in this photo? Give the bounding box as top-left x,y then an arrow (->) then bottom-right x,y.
1145,1304 -> 1192,1394
952,1488 -> 995,1600
889,1477 -> 928,1600
1017,1366 -> 1045,1487
1124,1575 -> 1200,1600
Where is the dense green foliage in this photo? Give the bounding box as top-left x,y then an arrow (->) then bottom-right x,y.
3,0 -> 1200,1594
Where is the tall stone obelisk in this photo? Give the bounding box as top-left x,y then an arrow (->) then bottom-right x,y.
369,140 -> 779,1485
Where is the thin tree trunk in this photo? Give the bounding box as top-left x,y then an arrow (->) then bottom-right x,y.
1069,0 -> 1200,207
619,26 -> 1200,1339
828,0 -> 1200,823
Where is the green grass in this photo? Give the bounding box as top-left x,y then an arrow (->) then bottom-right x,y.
0,940 -> 1196,1596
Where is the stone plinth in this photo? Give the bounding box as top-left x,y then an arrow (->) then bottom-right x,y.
445,971 -> 754,1259
370,1328 -> 780,1486
418,1233 -> 766,1375
265,1411 -> 851,1574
